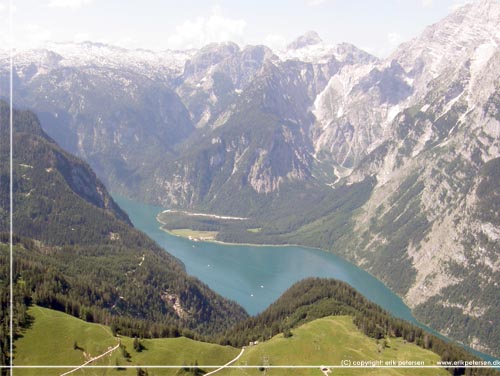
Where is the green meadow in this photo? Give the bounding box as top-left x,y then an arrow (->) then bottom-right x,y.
14,307 -> 448,376
14,306 -> 238,376
220,316 -> 448,375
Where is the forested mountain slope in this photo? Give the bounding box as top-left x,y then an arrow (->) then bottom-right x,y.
0,102 -> 248,368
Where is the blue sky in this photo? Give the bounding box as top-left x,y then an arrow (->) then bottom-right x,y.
1,0 -> 477,57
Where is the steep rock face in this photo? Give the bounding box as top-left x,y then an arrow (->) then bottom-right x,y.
0,44 -> 195,195
279,39 -> 378,102
312,0 -> 500,175
0,101 -> 131,227
0,37 -> 375,210
345,102 -> 500,355
312,60 -> 412,172
320,3 -> 500,354
154,119 -> 313,210
149,66 -> 316,211
176,42 -> 276,128
147,40 -> 375,210
391,0 -> 500,101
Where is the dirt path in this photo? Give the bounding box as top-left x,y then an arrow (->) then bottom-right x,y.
204,347 -> 246,375
58,342 -> 120,376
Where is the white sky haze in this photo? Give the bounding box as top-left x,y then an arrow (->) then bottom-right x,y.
0,0 -> 482,57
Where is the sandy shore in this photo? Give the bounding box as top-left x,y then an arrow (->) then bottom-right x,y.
160,209 -> 248,220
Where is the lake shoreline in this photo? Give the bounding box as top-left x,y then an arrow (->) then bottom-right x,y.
156,212 -> 499,362
114,195 -> 496,362
156,213 -> 319,249
159,209 -> 248,220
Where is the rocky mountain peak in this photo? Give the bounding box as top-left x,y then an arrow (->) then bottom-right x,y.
286,31 -> 323,50
444,0 -> 500,39
459,0 -> 500,20
241,45 -> 275,64
391,0 -> 500,74
183,41 -> 240,78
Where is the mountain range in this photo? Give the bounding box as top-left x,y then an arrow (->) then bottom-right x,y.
1,0 -> 499,357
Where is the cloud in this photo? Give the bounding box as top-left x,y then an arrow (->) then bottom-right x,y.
46,0 -> 94,8
361,46 -> 377,55
421,0 -> 433,7
387,32 -> 403,46
305,0 -> 326,5
263,34 -> 287,50
305,0 -> 334,5
167,6 -> 247,50
451,0 -> 474,11
11,23 -> 53,49
0,2 -> 18,13
375,32 -> 405,57
111,36 -> 136,49
73,32 -> 90,43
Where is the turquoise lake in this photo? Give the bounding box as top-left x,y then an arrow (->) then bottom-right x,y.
113,195 -> 498,363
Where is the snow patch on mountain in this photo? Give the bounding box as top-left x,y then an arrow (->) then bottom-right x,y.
471,41 -> 498,80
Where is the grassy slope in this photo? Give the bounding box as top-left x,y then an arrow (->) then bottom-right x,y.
15,307 -> 447,376
223,316 -> 448,376
14,306 -> 239,375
